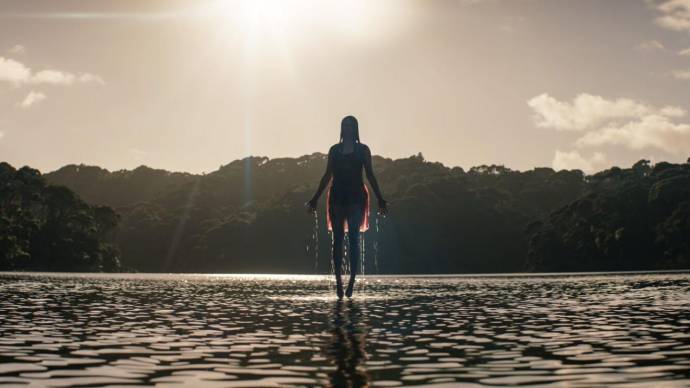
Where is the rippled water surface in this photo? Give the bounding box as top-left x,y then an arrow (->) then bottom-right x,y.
0,272 -> 689,387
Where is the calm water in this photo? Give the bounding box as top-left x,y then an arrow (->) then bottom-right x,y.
0,272 -> 689,387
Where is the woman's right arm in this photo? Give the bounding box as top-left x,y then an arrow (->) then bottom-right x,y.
306,150 -> 333,212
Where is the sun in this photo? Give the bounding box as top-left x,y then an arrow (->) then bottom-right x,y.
210,0 -> 309,38
196,0 -> 401,43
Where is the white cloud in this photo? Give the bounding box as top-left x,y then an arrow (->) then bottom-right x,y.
575,114 -> 690,155
678,47 -> 690,56
78,73 -> 105,85
0,56 -> 103,86
660,106 -> 687,116
527,93 -> 684,131
0,131 -> 4,140
18,91 -> 47,109
7,44 -> 26,55
654,0 -> 690,31
530,92 -> 690,158
0,57 -> 32,85
552,150 -> 607,172
671,69 -> 690,79
30,69 -> 76,85
635,40 -> 666,52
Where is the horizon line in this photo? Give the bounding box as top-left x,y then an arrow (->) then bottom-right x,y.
3,153 -> 683,176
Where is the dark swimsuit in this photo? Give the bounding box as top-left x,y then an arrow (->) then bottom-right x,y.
326,143 -> 370,232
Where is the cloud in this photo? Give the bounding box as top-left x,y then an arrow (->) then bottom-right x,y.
527,93 -> 684,131
552,150 -> 607,172
7,44 -> 25,55
575,114 -> 690,155
671,69 -> 690,79
653,0 -> 690,31
78,73 -> 106,85
0,57 -> 32,85
30,69 -> 76,85
18,91 -> 47,109
530,93 -> 690,158
635,40 -> 666,52
0,131 -> 4,140
0,56 -> 104,86
679,47 -> 690,56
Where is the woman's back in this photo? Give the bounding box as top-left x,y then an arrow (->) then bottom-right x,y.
329,143 -> 367,206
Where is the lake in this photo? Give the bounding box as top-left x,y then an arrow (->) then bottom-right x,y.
0,272 -> 689,387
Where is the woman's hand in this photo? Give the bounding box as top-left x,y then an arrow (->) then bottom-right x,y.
378,199 -> 388,217
305,198 -> 318,214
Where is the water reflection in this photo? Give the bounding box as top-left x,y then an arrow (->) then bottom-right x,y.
0,272 -> 689,387
326,300 -> 369,387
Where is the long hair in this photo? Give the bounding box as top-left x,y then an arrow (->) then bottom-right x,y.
340,115 -> 360,143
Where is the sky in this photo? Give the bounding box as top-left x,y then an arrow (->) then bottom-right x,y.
1,0 -> 690,173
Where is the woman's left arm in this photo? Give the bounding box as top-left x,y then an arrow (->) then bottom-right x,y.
363,145 -> 388,215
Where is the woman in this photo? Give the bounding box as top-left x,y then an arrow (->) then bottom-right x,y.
306,115 -> 388,299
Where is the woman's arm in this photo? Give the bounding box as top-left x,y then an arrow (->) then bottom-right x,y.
363,145 -> 388,215
306,150 -> 333,212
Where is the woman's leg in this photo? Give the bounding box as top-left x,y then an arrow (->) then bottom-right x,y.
330,204 -> 346,298
345,203 -> 364,297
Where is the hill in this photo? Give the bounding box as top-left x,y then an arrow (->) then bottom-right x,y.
2,153 -> 687,273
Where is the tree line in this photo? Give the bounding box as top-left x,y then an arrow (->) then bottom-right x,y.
1,154 -> 688,273
0,162 -> 120,271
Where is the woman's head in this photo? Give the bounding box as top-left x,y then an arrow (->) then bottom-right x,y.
340,115 -> 360,143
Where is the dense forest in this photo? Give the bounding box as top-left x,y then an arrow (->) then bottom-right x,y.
1,154 -> 689,273
527,160 -> 690,271
0,163 -> 120,271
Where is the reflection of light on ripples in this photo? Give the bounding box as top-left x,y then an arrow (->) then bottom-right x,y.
201,273 -> 330,281
0,272 -> 689,387
268,293 -> 395,302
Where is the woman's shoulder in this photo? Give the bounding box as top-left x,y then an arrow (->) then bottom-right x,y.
328,142 -> 370,155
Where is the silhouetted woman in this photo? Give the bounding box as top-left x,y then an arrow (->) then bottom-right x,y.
306,115 -> 388,299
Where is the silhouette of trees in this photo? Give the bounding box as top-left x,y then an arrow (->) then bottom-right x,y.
4,154 -> 688,273
41,154 -> 592,273
0,163 -> 121,271
527,160 -> 690,271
